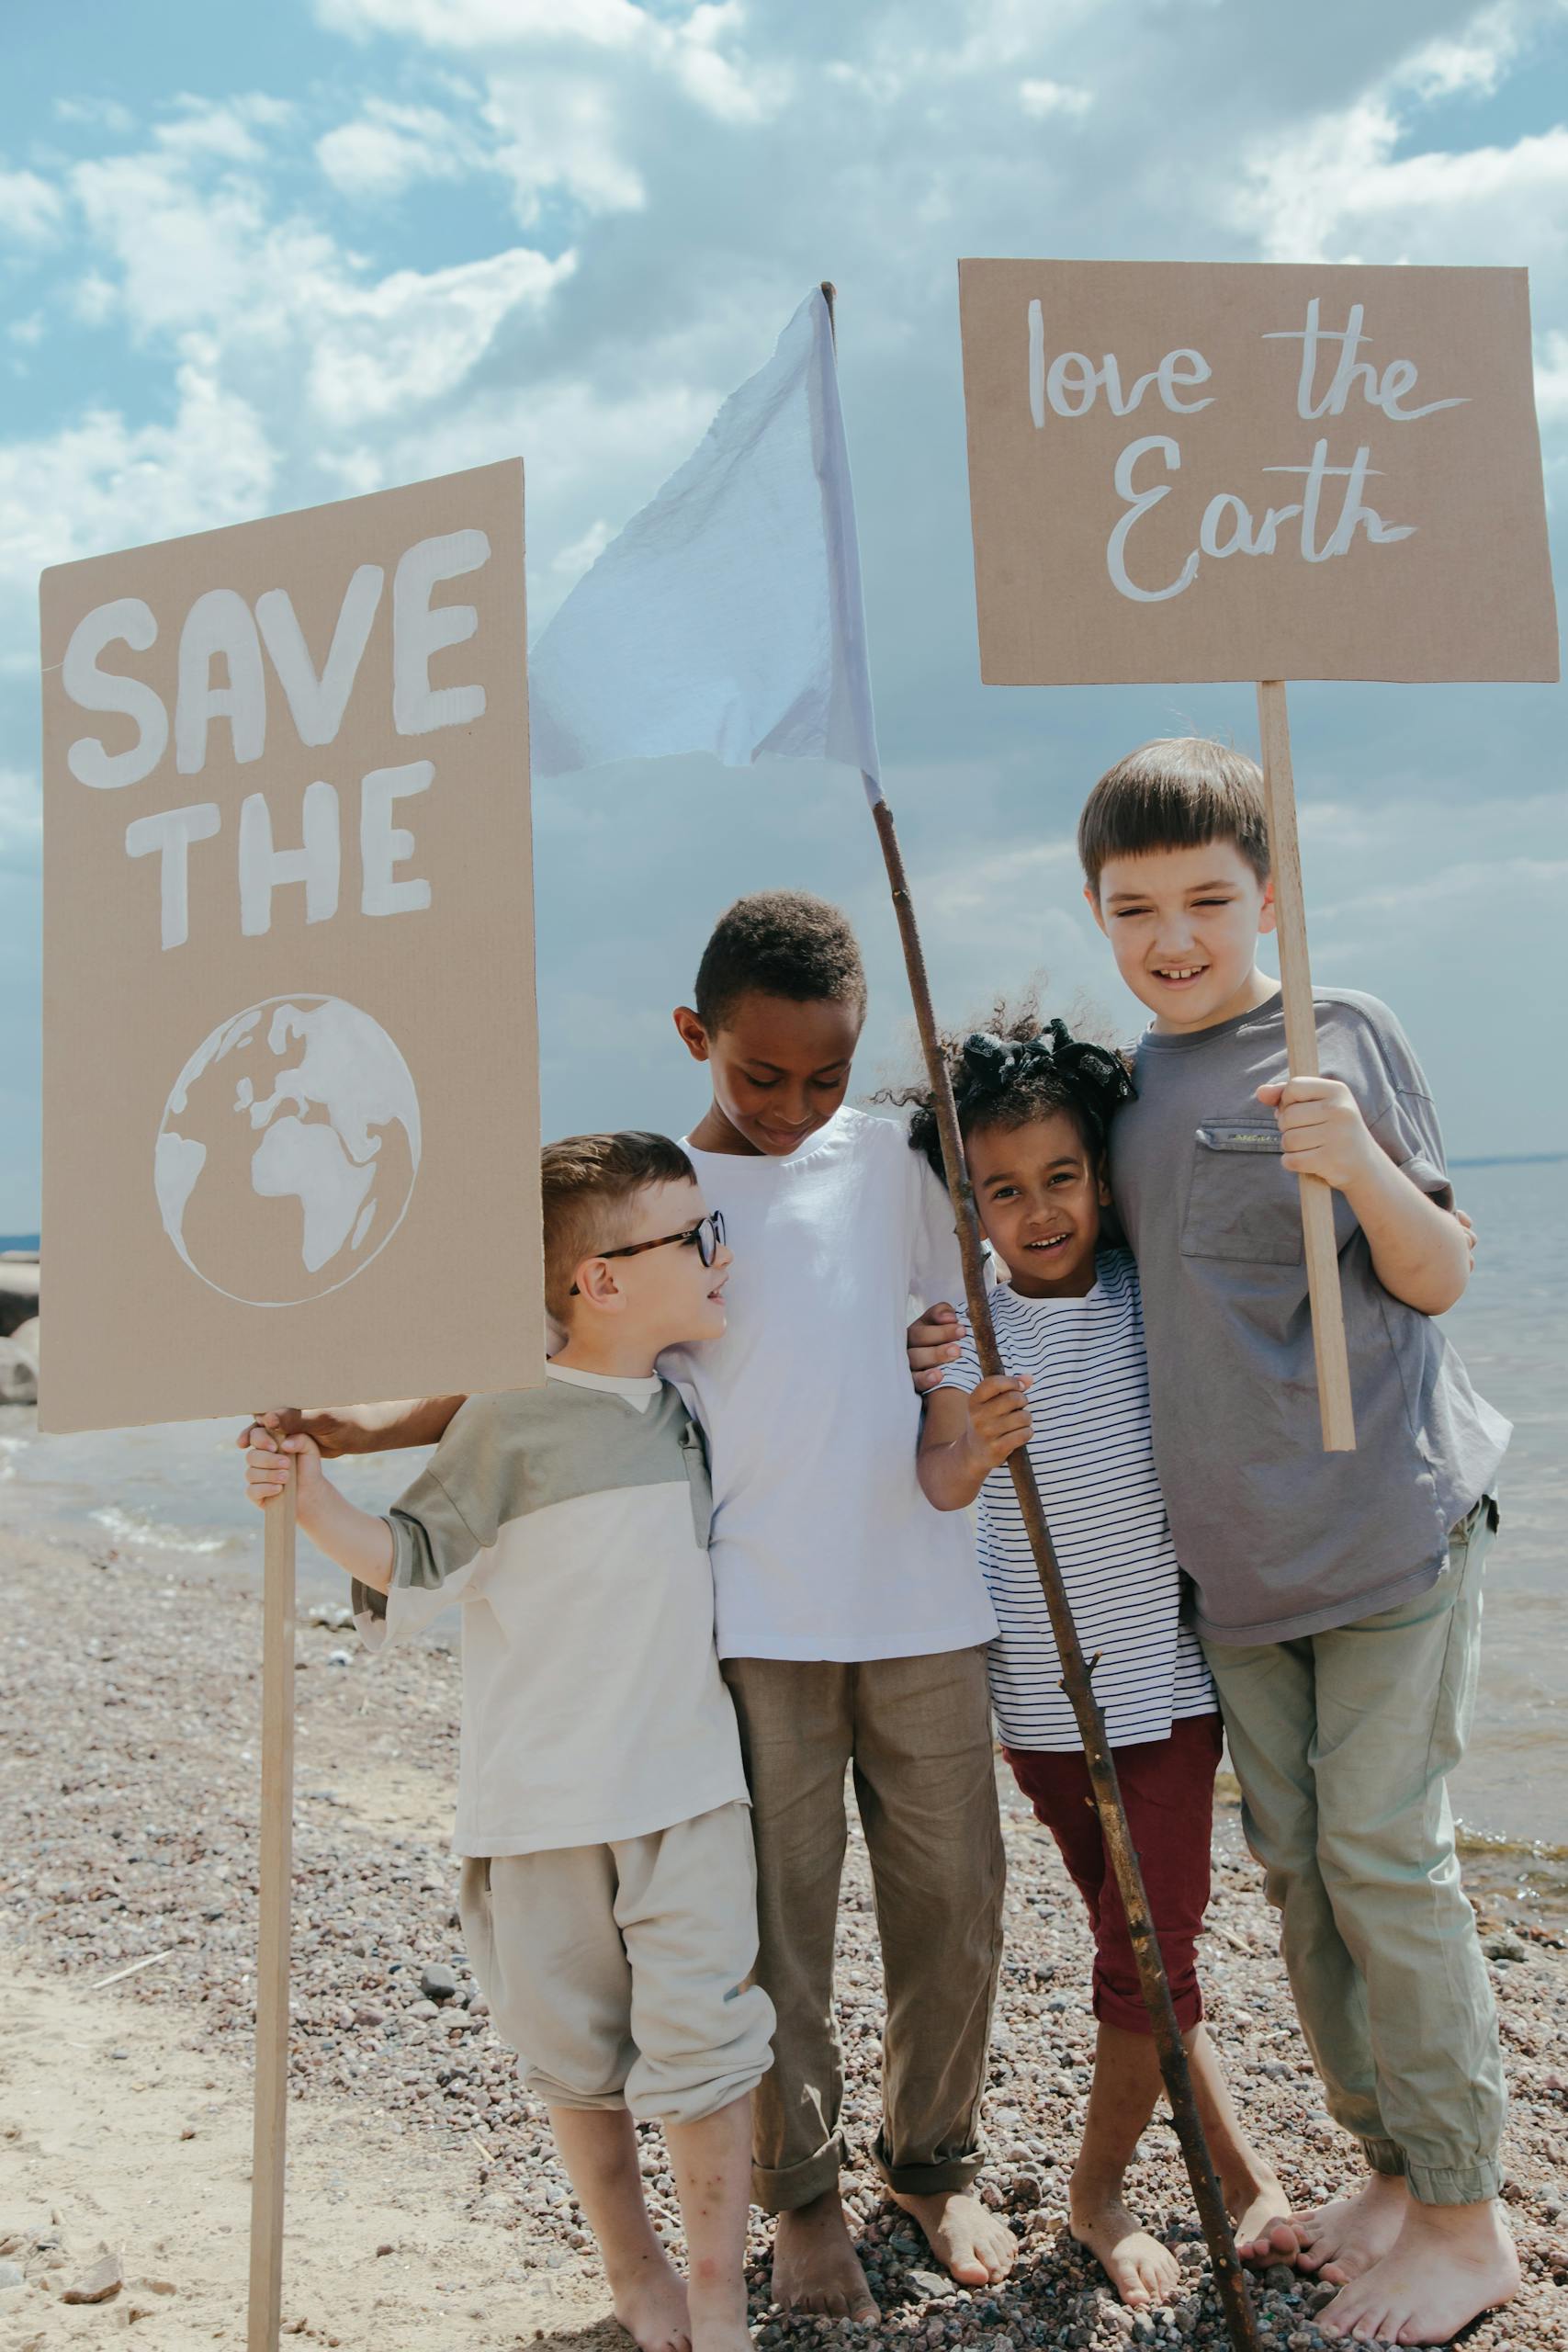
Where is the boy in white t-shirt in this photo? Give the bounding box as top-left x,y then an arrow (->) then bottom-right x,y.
268,896 -> 1013,2324
663,894 -> 1010,2320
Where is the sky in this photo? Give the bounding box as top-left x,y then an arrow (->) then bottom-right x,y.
2,0 -> 1566,1229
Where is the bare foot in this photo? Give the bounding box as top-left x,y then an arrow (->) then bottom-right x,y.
688,2281 -> 754,2352
772,2189 -> 877,2322
1242,2171 -> 1410,2281
892,2189 -> 1016,2288
607,2246 -> 694,2352
1221,2159 -> 1291,2264
1318,2198 -> 1519,2344
1069,2194 -> 1180,2310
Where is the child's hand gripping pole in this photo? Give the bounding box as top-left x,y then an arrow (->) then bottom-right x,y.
1257,682 -> 1356,1453
245,1409 -> 299,2352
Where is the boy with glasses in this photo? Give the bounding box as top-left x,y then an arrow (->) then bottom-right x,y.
244,1132 -> 769,2352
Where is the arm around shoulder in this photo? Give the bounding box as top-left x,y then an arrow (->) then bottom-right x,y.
243,1396 -> 468,1459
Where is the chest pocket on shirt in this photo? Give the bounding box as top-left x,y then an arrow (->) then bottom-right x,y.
677,1418 -> 715,1549
1180,1122 -> 1303,1267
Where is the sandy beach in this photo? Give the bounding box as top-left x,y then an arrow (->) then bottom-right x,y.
1,1521 -> 1564,2352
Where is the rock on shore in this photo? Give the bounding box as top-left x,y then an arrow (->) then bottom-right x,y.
0,1254 -> 39,1340
0,1322 -> 37,1405
0,1251 -> 39,1401
0,1523 -> 1563,2352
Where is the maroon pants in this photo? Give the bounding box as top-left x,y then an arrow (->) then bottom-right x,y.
1005,1713 -> 1223,2037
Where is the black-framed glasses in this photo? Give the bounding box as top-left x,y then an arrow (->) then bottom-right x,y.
570,1211 -> 727,1295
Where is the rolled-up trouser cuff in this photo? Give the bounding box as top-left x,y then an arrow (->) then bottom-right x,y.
873,2132 -> 984,2199
752,2136 -> 846,2215
1359,2136 -> 1406,2177
1408,2158 -> 1504,2207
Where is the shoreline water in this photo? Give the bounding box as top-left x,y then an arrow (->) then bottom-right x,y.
2,1156 -> 1562,1865
2,1397 -> 1564,1932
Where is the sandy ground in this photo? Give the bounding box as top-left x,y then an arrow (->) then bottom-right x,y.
1,1523 -> 1564,2351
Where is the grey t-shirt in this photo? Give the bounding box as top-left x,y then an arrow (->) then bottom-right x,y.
1111,988 -> 1509,1645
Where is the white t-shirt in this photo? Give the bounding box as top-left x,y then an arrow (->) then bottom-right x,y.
661,1105 -> 997,1663
937,1250 -> 1213,1751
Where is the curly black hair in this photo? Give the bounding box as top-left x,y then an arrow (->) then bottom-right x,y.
882,997 -> 1136,1187
693,890 -> 867,1033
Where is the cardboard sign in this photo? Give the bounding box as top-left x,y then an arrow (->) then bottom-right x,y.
40,461 -> 543,1433
959,260 -> 1559,685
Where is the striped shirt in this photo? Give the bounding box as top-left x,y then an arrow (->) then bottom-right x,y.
937,1249 -> 1213,1753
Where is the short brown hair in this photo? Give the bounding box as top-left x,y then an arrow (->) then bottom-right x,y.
541,1131 -> 695,1318
1077,738 -> 1270,895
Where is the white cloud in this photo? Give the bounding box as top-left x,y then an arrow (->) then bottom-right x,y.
1019,78 -> 1091,119
317,0 -> 654,44
316,98 -> 484,199
1536,326 -> 1568,416
1401,2 -> 1529,100
53,95 -> 136,132
549,516 -> 614,586
152,94 -> 295,162
0,358 -> 276,591
1236,7 -> 1568,277
481,72 -> 648,218
62,107 -> 575,440
0,166 -> 66,245
70,149 -> 286,334
314,0 -> 788,125
306,243 -> 576,424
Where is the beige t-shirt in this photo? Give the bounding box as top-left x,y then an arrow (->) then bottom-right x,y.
354,1364 -> 749,1857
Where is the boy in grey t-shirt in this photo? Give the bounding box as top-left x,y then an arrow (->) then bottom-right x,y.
1085,741 -> 1513,2347
915,738 -> 1516,2347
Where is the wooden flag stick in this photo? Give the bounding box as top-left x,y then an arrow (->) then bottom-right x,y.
248,1445 -> 297,2352
821,278 -> 1259,2352
1256,684 -> 1356,1453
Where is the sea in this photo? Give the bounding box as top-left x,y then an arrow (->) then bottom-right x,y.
2,1156 -> 1563,1906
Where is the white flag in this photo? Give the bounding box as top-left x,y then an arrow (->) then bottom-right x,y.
528,288 -> 882,790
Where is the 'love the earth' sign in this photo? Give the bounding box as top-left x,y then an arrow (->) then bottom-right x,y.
40,461 -> 543,1433
958,259 -> 1559,685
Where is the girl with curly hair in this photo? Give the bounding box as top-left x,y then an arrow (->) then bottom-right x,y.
896,1005 -> 1286,2311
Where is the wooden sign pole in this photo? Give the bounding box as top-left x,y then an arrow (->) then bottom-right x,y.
248,1455 -> 297,2352
1256,684 -> 1357,1453
821,284 -> 1260,2352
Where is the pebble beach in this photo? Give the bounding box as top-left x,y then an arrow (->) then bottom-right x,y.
0,1520 -> 1564,2352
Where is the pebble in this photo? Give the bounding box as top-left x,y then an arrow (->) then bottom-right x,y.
0,2264 -> 23,2291
420,1963 -> 459,2003
62,2250 -> 123,2303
